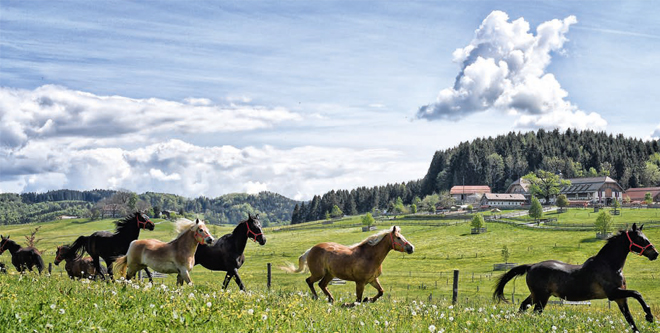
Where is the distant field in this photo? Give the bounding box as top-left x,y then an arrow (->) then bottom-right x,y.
1,209 -> 660,331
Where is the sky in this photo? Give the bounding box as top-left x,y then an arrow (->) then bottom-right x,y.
1,1 -> 659,200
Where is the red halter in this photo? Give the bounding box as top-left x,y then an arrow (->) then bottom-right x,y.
245,220 -> 263,242
137,215 -> 153,230
0,238 -> 7,253
390,232 -> 409,251
626,231 -> 655,256
194,227 -> 211,244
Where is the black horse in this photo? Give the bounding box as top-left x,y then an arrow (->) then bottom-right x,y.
55,244 -> 106,279
68,212 -> 155,279
494,223 -> 658,332
194,214 -> 266,290
0,235 -> 45,273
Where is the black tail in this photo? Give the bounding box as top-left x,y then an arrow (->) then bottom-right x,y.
493,264 -> 531,303
36,254 -> 45,273
69,236 -> 89,259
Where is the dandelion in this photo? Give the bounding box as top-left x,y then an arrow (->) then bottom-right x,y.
375,320 -> 380,325
429,324 -> 437,332
46,323 -> 53,330
50,304 -> 56,310
449,317 -> 454,322
59,309 -> 65,315
411,310 -> 417,316
262,314 -> 268,321
150,304 -> 155,308
359,321 -> 365,326
448,305 -> 454,309
94,303 -> 98,309
188,292 -> 195,299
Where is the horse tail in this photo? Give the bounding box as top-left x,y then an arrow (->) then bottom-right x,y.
280,248 -> 311,273
113,256 -> 128,279
36,253 -> 45,274
493,264 -> 531,303
69,236 -> 89,258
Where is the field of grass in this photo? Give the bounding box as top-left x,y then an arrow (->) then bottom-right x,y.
1,209 -> 660,331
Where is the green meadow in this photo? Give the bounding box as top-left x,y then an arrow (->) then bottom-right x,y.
1,208 -> 660,332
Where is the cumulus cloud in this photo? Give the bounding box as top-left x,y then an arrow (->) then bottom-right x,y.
417,10 -> 607,131
649,124 -> 660,141
0,85 -> 301,150
0,139 -> 425,200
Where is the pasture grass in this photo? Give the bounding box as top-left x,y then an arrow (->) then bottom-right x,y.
2,209 -> 660,331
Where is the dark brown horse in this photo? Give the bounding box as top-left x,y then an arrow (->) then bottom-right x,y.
68,212 -> 154,279
0,235 -> 45,273
283,226 -> 414,305
54,244 -> 105,279
494,223 -> 658,332
194,214 -> 266,290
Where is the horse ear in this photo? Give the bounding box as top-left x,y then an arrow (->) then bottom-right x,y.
255,213 -> 259,219
195,218 -> 200,225
640,224 -> 644,231
632,223 -> 638,231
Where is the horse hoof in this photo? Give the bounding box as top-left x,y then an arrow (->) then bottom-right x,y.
362,297 -> 369,302
646,313 -> 654,322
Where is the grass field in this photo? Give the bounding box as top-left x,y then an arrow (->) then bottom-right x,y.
1,208 -> 660,332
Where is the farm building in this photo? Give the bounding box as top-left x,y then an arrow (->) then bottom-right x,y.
624,187 -> 660,203
450,185 -> 491,203
506,176 -> 623,205
480,193 -> 526,207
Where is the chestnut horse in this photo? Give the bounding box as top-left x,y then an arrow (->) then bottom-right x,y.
114,218 -> 214,285
494,223 -> 658,333
0,235 -> 44,273
54,244 -> 104,279
283,226 -> 414,304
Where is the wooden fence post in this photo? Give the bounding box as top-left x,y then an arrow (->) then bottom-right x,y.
267,263 -> 272,290
48,263 -> 52,275
452,270 -> 459,305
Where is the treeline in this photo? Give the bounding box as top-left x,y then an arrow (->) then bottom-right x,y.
1,190 -> 298,226
293,129 -> 660,224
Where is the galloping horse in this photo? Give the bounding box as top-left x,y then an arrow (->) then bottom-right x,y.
0,235 -> 45,273
68,212 -> 154,279
54,244 -> 104,279
194,214 -> 266,290
114,218 -> 214,285
494,223 -> 658,332
283,226 -> 414,304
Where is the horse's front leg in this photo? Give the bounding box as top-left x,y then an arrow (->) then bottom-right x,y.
91,256 -> 105,280
364,278 -> 384,303
143,268 -> 153,283
354,282 -> 366,303
222,272 -> 233,289
178,269 -> 192,285
609,288 -> 653,323
614,298 -> 639,332
232,269 -> 246,291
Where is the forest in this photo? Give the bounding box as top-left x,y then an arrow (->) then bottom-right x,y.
292,129 -> 660,224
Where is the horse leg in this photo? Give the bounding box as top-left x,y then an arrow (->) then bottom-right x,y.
614,298 -> 639,332
354,282 -> 366,304
222,272 -> 233,289
532,293 -> 549,314
143,268 -> 153,283
519,295 -> 533,312
318,274 -> 335,303
608,288 -> 654,323
91,256 -> 105,280
306,275 -> 322,300
365,278 -> 384,303
232,270 -> 246,291
177,269 -> 192,285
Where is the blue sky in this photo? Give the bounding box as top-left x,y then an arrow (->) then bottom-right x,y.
1,1 -> 659,200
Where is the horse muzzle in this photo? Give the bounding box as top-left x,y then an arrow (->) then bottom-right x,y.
257,235 -> 266,246
647,250 -> 659,261
405,244 -> 414,254
204,236 -> 214,245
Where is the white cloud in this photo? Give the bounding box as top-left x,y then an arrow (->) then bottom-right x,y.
0,85 -> 302,150
649,124 -> 660,141
417,10 -> 607,131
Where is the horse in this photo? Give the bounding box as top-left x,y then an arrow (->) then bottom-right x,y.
54,244 -> 105,279
194,214 -> 266,290
0,262 -> 6,274
68,212 -> 154,279
0,235 -> 45,274
114,218 -> 214,285
493,223 -> 658,332
282,225 -> 414,305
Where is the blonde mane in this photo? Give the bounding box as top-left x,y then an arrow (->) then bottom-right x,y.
174,218 -> 204,238
350,229 -> 391,248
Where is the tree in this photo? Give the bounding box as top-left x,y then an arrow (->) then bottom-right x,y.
324,211 -> 331,220
486,153 -> 505,190
523,170 -> 571,204
612,198 -> 621,214
594,211 -> 613,237
556,194 -> 569,213
330,205 -> 343,218
645,192 -> 654,205
529,197 -> 543,221
624,195 -> 631,205
471,213 -> 485,229
411,204 -> 417,214
361,213 -> 375,227
501,245 -> 510,263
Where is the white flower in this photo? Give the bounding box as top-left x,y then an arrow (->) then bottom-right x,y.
411,310 -> 417,316
449,317 -> 454,322
93,303 -> 98,309
552,326 -> 557,331
448,305 -> 454,309
429,324 -> 437,332
59,309 -> 65,315
384,321 -> 389,327
206,302 -> 212,308
172,310 -> 178,319
360,321 -> 365,326
262,314 -> 268,321
150,304 -> 155,308
50,304 -> 56,310
188,293 -> 195,299
45,323 -> 53,329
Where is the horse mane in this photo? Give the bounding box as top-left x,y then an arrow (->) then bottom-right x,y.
114,212 -> 139,233
350,229 -> 391,248
174,218 -> 202,238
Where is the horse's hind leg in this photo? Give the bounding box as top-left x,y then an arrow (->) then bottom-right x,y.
222,272 -> 233,289
318,274 -> 335,303
143,268 -> 153,283
365,278 -> 384,303
306,274 -> 323,300
532,293 -> 550,314
519,295 -> 533,312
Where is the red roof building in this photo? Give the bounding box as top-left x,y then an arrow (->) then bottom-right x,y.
450,185 -> 491,203
624,187 -> 660,203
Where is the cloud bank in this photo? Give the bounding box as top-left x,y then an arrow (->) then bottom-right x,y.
0,86 -> 425,200
417,10 -> 607,131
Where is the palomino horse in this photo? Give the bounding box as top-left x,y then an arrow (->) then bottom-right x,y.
494,223 -> 658,332
283,226 -> 414,304
68,212 -> 155,279
0,235 -> 44,273
114,218 -> 214,285
54,244 -> 104,279
194,214 -> 266,290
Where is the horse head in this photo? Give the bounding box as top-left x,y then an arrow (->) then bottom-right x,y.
390,226 -> 414,254
246,214 -> 266,245
628,223 -> 658,260
137,212 -> 155,231
192,219 -> 215,245
0,235 -> 10,255
54,245 -> 65,265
